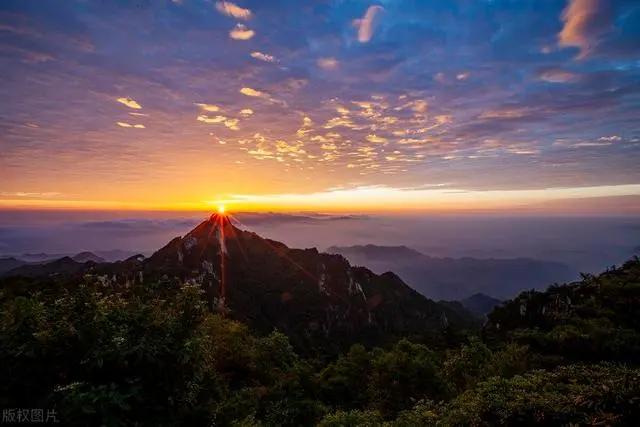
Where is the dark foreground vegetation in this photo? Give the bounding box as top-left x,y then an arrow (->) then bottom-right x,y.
2,258 -> 640,426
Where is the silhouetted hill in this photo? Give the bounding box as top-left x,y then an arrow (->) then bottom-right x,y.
4,256 -> 85,278
461,293 -> 503,317
327,245 -> 576,300
485,257 -> 640,366
0,258 -> 27,275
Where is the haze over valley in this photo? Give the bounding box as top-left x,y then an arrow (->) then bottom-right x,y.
2,210 -> 639,301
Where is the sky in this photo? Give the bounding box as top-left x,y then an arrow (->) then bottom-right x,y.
1,0 -> 639,213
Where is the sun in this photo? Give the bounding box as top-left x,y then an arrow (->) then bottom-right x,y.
217,205 -> 226,214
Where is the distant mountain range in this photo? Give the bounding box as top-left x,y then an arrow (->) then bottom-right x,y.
1,216 -> 478,353
0,249 -> 137,264
0,251 -> 106,276
326,245 -> 576,300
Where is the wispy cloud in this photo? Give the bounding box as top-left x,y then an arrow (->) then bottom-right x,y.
215,1 -> 252,20
230,23 -> 255,40
239,108 -> 254,117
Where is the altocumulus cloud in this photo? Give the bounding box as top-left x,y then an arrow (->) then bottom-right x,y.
1,0 -> 639,198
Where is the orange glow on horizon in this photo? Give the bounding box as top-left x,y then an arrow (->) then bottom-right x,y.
1,183 -> 640,214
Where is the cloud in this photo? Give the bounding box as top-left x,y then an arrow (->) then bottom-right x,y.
2,0 -> 640,199
116,122 -> 145,128
434,72 -> 447,84
0,192 -> 62,198
317,57 -> 339,70
240,87 -> 264,97
196,114 -> 239,130
215,1 -> 252,20
354,5 -> 384,43
537,69 -> 581,83
456,72 -> 470,81
224,118 -> 240,130
600,135 -> 621,141
197,115 -> 227,123
116,97 -> 142,109
571,141 -> 614,147
195,103 -> 220,112
230,23 -> 255,40
250,52 -> 275,62
366,134 -> 387,144
558,0 -> 614,59
413,100 -> 427,114
479,109 -> 531,119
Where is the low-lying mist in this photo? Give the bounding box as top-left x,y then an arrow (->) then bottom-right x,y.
1,210 -> 639,276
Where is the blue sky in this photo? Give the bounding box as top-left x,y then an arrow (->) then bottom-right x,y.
0,0 -> 639,211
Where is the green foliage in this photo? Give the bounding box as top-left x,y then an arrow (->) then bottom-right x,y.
317,409 -> 385,427
367,339 -> 450,417
486,257 -> 640,366
317,339 -> 450,418
443,337 -> 531,391
2,258 -> 640,426
433,364 -> 640,426
0,278 -> 321,426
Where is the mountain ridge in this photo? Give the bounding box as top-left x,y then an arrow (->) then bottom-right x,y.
2,215 -> 479,353
328,244 -> 576,300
